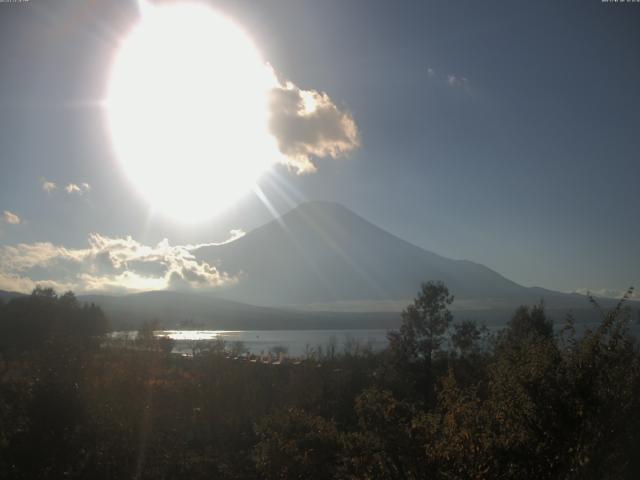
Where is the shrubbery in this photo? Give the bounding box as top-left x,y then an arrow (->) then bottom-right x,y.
0,284 -> 638,479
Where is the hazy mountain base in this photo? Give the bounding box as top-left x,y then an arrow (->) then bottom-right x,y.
1,289 -> 634,331
80,290 -> 635,331
78,291 -> 402,330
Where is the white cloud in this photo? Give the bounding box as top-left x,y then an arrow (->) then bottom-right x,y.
221,229 -> 245,244
268,81 -> 360,174
41,179 -> 57,193
0,231 -> 242,294
426,68 -> 470,90
447,74 -> 469,88
65,183 -> 91,195
2,211 -> 21,225
41,179 -> 91,195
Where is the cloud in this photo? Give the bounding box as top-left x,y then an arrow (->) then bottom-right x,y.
446,74 -> 469,88
221,229 -> 245,244
426,68 -> 470,90
41,179 -> 57,193
65,183 -> 91,195
41,179 -> 91,195
2,211 -> 21,225
0,231 -> 242,294
268,81 -> 360,174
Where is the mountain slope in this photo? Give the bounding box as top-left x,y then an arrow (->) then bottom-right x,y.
195,201 -> 576,308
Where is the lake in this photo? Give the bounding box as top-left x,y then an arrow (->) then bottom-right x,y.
111,320 -> 636,358
112,329 -> 391,357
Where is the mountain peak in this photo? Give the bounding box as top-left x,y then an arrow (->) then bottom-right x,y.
196,201 -> 535,306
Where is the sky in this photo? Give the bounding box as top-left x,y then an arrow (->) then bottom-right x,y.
0,0 -> 638,297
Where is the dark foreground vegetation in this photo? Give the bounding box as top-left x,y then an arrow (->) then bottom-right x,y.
1,284 -> 639,479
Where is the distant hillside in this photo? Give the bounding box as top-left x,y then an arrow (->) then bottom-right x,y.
78,291 -> 400,330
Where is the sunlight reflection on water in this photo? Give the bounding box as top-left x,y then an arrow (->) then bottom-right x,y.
162,329 -> 390,356
117,329 -> 392,356
159,330 -> 243,341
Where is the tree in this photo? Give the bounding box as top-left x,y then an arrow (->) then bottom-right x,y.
0,288 -> 108,354
503,302 -> 552,345
343,387 -> 425,479
230,340 -> 247,357
451,320 -> 487,357
254,408 -> 341,479
136,320 -> 158,349
158,336 -> 175,355
389,281 -> 454,367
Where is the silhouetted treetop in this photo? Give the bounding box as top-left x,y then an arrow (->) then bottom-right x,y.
0,287 -> 108,354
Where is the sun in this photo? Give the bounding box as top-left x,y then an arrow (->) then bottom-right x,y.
106,1 -> 279,221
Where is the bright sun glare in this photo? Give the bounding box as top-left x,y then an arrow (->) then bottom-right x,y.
107,1 -> 279,221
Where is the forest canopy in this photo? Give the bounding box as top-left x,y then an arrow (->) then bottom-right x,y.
0,283 -> 638,479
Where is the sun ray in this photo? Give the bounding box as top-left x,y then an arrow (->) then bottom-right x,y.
264,172 -> 390,301
252,185 -> 338,300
